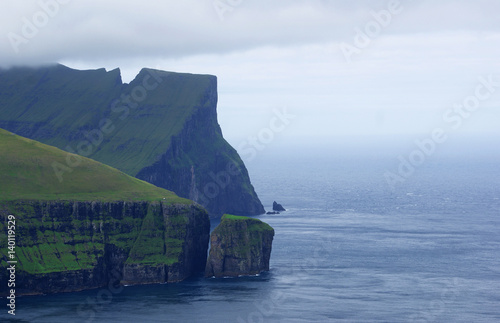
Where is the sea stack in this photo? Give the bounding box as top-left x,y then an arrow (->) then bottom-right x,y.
273,201 -> 286,212
205,214 -> 274,277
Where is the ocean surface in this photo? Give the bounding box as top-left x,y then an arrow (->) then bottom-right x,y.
3,140 -> 500,322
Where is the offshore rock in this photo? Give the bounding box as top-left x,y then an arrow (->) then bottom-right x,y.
273,201 -> 286,212
205,214 -> 274,278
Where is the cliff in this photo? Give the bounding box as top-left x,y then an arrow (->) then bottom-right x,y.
0,64 -> 264,217
205,214 -> 274,278
0,201 -> 209,296
0,128 -> 210,296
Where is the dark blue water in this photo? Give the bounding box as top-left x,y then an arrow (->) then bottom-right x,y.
3,142 -> 500,322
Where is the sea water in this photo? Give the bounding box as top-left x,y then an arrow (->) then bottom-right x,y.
2,139 -> 500,322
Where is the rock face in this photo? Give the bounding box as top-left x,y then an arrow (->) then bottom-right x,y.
205,214 -> 274,278
0,200 -> 210,296
0,64 -> 264,217
273,201 -> 286,212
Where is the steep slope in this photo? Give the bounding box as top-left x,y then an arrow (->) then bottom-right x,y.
0,129 -> 210,295
0,64 -> 264,216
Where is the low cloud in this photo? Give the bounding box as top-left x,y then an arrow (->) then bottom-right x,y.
1,0 -> 499,67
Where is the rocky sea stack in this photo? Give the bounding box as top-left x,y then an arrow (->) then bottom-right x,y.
205,214 -> 274,278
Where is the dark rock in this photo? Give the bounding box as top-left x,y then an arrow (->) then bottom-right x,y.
135,101 -> 265,217
205,215 -> 274,278
273,201 -> 286,212
266,211 -> 280,215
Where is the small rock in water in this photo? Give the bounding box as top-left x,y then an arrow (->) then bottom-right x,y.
273,201 -> 286,211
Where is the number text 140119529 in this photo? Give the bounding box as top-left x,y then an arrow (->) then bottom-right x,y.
6,214 -> 16,316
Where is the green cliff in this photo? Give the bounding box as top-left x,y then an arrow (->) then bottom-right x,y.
0,64 -> 264,217
0,129 -> 209,295
205,214 -> 274,278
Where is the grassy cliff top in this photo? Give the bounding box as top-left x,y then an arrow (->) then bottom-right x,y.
0,128 -> 189,203
221,214 -> 274,232
0,64 -> 217,176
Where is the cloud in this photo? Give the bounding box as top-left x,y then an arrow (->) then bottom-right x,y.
2,0 -> 499,67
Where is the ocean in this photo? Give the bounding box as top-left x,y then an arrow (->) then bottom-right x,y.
3,139 -> 500,322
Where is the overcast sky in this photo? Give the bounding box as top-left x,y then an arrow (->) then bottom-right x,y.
1,0 -> 499,149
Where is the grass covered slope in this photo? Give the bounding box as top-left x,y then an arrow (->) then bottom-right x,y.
0,128 -> 186,203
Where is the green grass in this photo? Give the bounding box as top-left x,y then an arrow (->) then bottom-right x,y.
125,203 -> 177,265
14,241 -> 104,274
221,214 -> 274,232
222,214 -> 252,221
0,128 -> 188,203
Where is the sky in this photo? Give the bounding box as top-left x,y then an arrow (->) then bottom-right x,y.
1,0 -> 500,150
